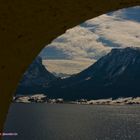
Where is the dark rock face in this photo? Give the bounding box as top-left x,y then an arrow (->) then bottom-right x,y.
47,47 -> 140,100
16,47 -> 140,100
16,56 -> 56,95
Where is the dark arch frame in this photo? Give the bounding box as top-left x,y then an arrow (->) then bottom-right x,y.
0,0 -> 140,137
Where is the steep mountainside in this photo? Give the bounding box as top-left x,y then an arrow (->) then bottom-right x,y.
16,56 -> 57,95
47,47 -> 140,100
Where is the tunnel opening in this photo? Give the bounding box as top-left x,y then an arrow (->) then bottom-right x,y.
3,5 -> 140,140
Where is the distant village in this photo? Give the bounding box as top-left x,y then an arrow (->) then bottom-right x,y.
13,94 -> 63,104
13,94 -> 140,105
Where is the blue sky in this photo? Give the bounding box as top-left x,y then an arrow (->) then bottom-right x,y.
39,6 -> 140,75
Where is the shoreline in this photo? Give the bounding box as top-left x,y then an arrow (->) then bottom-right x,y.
12,100 -> 140,106
12,94 -> 140,105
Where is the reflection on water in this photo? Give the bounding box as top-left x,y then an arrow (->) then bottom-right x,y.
3,104 -> 140,140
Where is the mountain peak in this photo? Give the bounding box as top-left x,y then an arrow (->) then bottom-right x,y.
16,56 -> 57,95
110,47 -> 140,53
47,47 -> 140,100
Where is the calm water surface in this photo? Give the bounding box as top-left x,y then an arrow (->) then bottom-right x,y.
3,103 -> 140,140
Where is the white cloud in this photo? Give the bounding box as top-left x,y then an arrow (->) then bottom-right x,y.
43,59 -> 95,75
40,6 -> 140,75
89,14 -> 140,47
47,26 -> 110,60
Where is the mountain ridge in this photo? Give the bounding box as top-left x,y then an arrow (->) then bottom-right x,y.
16,47 -> 140,100
47,47 -> 140,100
16,56 -> 57,95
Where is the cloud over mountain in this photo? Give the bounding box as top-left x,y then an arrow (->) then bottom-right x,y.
39,6 -> 140,74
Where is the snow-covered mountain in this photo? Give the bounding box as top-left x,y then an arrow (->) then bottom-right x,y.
16,47 -> 140,100
47,47 -> 140,100
16,56 -> 57,95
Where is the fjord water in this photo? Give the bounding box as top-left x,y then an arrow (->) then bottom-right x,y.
3,104 -> 140,140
